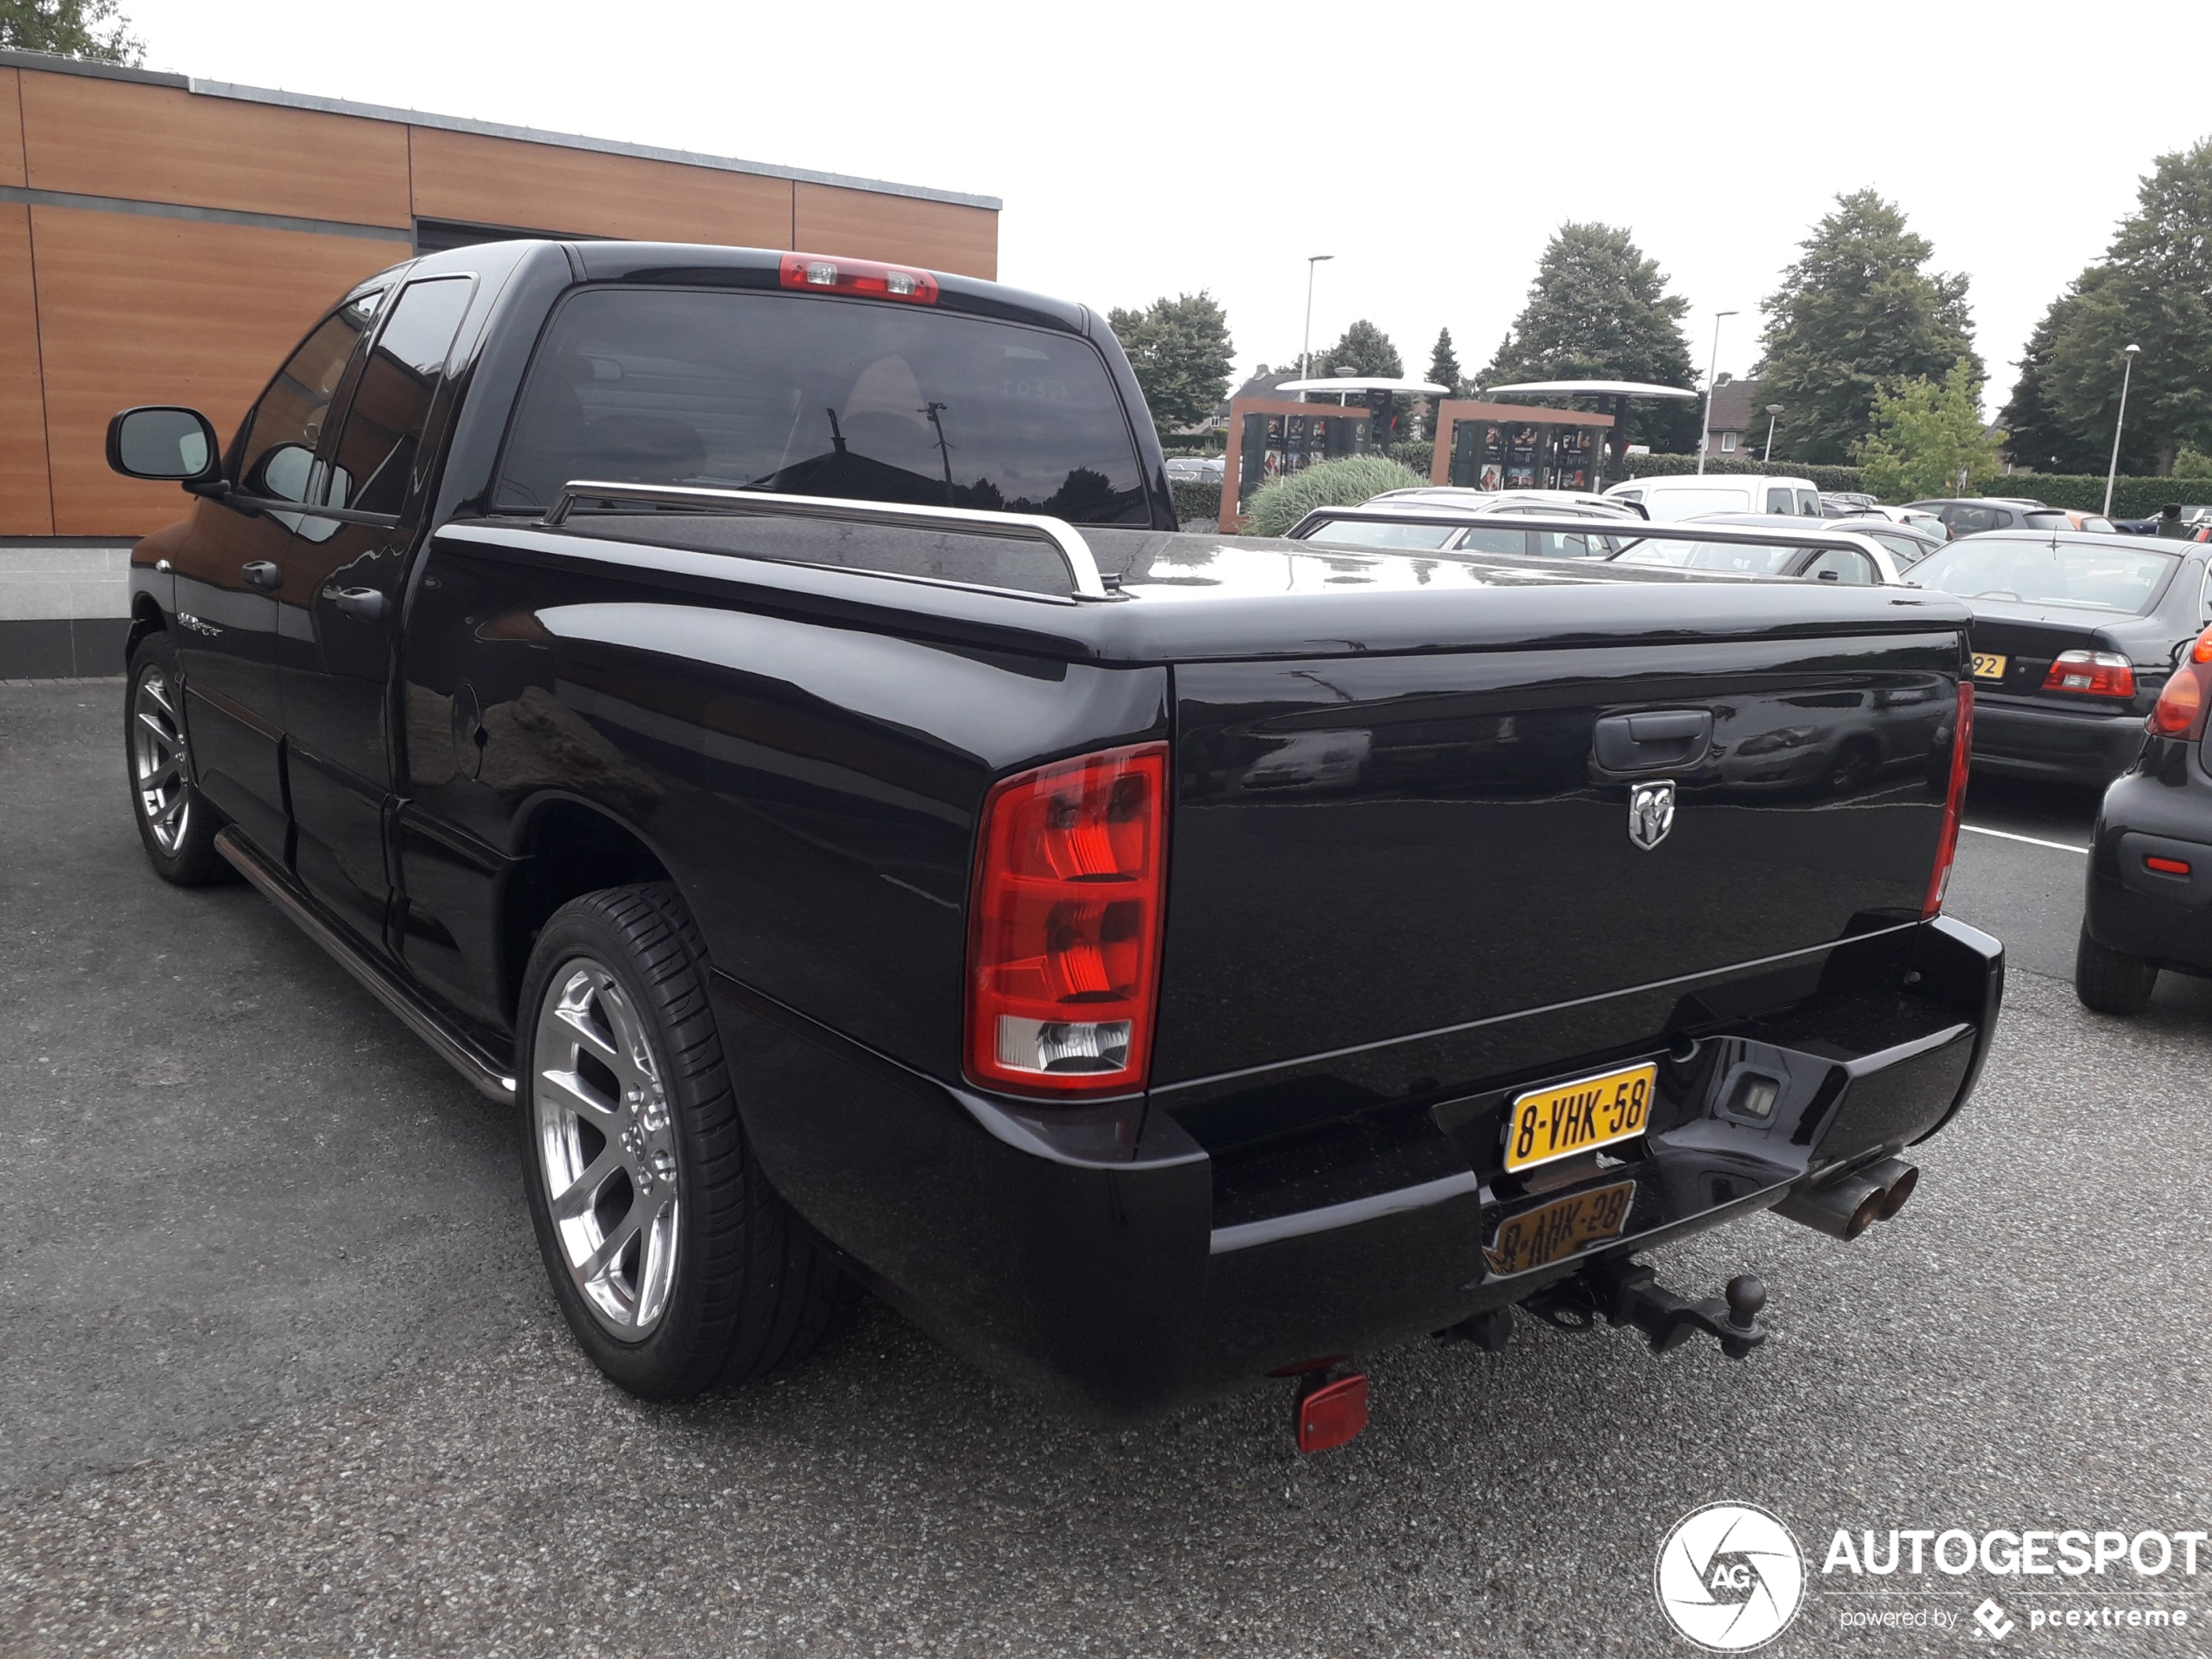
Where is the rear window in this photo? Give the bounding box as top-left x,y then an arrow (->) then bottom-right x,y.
2021,510 -> 2072,529
1613,539 -> 1802,575
493,287 -> 1148,523
1298,518 -> 1460,550
1646,486 -> 1755,516
1911,538 -> 2177,613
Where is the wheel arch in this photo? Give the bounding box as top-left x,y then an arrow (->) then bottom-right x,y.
126,592 -> 167,660
500,792 -> 682,1023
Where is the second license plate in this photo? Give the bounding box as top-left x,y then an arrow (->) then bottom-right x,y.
1504,1062 -> 1655,1172
1971,651 -> 2008,682
1486,1180 -> 1636,1275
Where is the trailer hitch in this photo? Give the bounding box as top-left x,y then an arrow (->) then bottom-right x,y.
1525,1256 -> 1769,1359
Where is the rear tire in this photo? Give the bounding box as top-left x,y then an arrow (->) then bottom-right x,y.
2074,928 -> 2157,1016
125,631 -> 229,887
516,882 -> 852,1399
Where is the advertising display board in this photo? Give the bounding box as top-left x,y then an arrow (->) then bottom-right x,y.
1429,401 -> 1615,492
1220,398 -> 1374,528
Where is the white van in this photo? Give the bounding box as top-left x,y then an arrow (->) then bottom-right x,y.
1606,474 -> 1822,521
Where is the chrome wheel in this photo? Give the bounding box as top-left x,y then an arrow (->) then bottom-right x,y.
532,959 -> 681,1339
132,665 -> 191,853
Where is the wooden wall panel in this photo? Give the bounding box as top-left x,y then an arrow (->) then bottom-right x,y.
0,203 -> 52,535
793,183 -> 996,280
409,127 -> 794,246
33,206 -> 408,535
21,72 -> 411,227
0,70 -> 25,189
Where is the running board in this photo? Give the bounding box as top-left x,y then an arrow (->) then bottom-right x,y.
212,826 -> 516,1103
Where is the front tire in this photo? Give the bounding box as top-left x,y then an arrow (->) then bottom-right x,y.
516,883 -> 850,1399
2075,928 -> 2157,1016
125,631 -> 228,886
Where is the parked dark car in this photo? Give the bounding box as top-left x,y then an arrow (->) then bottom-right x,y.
1905,498 -> 2067,536
1906,530 -> 2212,786
101,238 -> 2003,1444
2077,624 -> 2212,1013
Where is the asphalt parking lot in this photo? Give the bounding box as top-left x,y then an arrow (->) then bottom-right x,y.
5,678 -> 2211,1657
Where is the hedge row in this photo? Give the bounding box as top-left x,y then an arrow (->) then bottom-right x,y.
1995,473 -> 2212,518
1170,479 -> 1222,523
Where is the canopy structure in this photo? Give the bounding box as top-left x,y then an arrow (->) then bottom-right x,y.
1478,380 -> 1698,486
1273,376 -> 1451,396
1480,379 -> 1697,400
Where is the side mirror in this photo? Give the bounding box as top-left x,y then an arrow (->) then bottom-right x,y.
107,406 -> 220,483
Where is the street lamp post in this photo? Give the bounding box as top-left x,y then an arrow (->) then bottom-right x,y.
1764,403 -> 1783,463
1300,254 -> 1334,387
1696,311 -> 1738,475
2103,343 -> 2141,518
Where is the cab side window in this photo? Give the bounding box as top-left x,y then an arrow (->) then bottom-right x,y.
1765,486 -> 1792,514
325,278 -> 475,518
1797,489 -> 1821,517
1804,548 -> 1876,585
236,292 -> 382,509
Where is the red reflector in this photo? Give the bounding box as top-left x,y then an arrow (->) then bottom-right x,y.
2041,650 -> 2135,698
966,743 -> 1167,1096
778,252 -> 939,305
1924,681 -> 1973,919
1295,1374 -> 1370,1453
2147,856 -> 2192,876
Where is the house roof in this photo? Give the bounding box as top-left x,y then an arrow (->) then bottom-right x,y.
1706,378 -> 1767,433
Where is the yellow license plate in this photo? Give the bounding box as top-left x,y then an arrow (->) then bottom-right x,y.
1486,1180 -> 1636,1276
1971,651 -> 2007,682
1505,1062 -> 1655,1172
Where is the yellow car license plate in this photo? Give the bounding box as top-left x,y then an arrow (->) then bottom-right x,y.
1486,1180 -> 1636,1276
1505,1062 -> 1655,1172
1971,651 -> 2007,682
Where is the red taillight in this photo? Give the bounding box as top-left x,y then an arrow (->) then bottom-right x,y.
2148,625 -> 2212,739
2041,650 -> 2135,698
966,743 -> 1167,1096
2147,855 -> 2192,876
1924,681 -> 1973,919
778,252 -> 939,305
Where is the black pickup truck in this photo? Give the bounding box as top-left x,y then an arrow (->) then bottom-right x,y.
108,239 -> 2002,1447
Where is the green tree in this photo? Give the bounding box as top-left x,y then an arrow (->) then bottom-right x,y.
0,0 -> 141,62
1426,327 -> 1465,398
2044,139 -> 2212,476
1475,222 -> 1700,450
1755,191 -> 1980,466
1105,292 -> 1235,432
1311,319 -> 1402,378
2000,291 -> 2117,474
1855,359 -> 2005,502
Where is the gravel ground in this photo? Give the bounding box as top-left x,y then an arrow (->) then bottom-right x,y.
5,679 -> 2212,1657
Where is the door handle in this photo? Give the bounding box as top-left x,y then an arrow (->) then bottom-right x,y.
1594,709 -> 1714,772
333,587 -> 388,623
239,560 -> 281,593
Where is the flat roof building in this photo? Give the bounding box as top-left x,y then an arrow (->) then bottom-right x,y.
0,48 -> 1001,540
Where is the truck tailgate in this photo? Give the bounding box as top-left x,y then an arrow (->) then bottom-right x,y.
1154,630 -> 1963,1087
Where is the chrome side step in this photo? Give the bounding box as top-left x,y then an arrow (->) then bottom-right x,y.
213,826 -> 516,1103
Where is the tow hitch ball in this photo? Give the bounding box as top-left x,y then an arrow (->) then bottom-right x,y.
1527,1257 -> 1770,1359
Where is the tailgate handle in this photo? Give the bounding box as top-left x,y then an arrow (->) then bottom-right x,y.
1595,710 -> 1713,771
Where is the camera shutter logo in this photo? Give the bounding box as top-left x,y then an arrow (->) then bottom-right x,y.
1629,779 -> 1676,850
1654,1502 -> 1805,1651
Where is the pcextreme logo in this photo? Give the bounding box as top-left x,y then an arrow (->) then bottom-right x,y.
1655,1502 -> 1806,1652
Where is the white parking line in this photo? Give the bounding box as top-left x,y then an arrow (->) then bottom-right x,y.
1961,824 -> 2089,855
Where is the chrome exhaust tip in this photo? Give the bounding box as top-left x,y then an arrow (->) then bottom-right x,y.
1773,1172 -> 1887,1240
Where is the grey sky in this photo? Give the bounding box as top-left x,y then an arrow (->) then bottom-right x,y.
125,0 -> 2212,415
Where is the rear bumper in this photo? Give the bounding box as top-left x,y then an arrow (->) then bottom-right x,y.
1971,696 -> 2146,786
715,917 -> 2002,1419
2084,761 -> 2212,972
